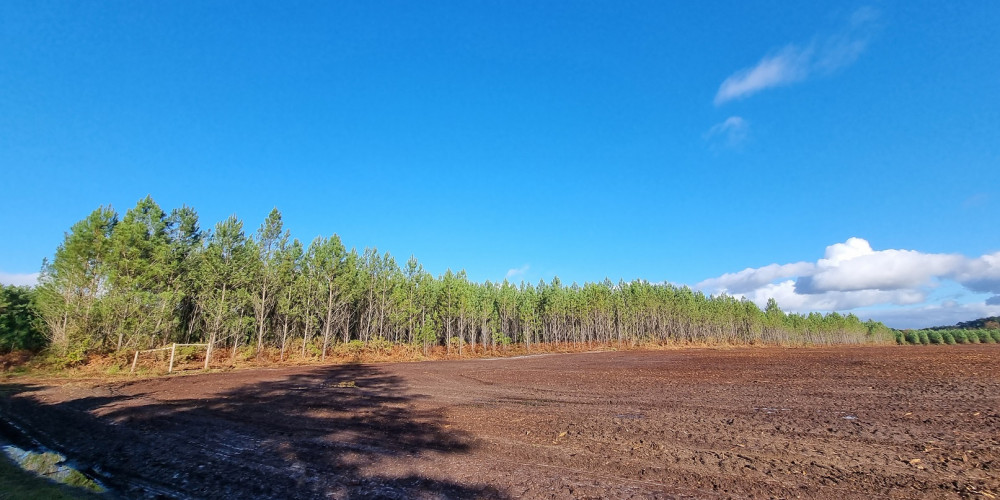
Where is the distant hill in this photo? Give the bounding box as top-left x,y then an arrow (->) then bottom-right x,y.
928,316 -> 1000,330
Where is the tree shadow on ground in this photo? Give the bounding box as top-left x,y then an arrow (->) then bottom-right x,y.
0,365 -> 506,499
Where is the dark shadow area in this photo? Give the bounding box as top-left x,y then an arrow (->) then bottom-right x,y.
0,366 -> 506,499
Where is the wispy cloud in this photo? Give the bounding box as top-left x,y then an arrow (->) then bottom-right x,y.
704,116 -> 750,148
696,260 -> 812,295
715,47 -> 811,106
962,193 -> 990,209
714,7 -> 878,105
505,264 -> 530,280
0,272 -> 40,287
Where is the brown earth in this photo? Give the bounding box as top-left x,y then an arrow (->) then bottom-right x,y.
1,345 -> 998,499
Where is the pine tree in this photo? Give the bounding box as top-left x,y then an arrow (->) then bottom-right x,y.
199,215 -> 253,364
36,206 -> 116,357
250,208 -> 289,356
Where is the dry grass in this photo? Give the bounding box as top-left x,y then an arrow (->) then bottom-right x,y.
1,336 -> 901,383
2,340 -> 721,381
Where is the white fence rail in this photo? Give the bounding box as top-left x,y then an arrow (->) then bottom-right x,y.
130,343 -> 210,373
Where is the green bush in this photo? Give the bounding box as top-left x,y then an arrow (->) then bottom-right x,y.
345,339 -> 364,355
368,336 -> 393,354
893,330 -> 904,345
917,330 -> 930,345
966,330 -> 980,343
236,344 -> 257,361
305,338 -> 324,357
903,330 -> 919,345
927,331 -> 943,344
51,346 -> 89,368
0,286 -> 48,353
975,330 -> 993,343
990,330 -> 1000,343
953,330 -> 967,344
942,331 -> 956,345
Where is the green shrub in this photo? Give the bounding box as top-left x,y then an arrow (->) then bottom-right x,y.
493,332 -> 512,346
345,339 -> 364,355
990,330 -> 1000,343
927,331 -> 943,344
917,331 -> 930,345
305,339 -> 323,357
0,285 -> 48,353
893,330 -> 904,345
942,331 -> 956,345
903,330 -> 919,345
975,330 -> 993,343
176,345 -> 204,362
967,330 -> 980,343
953,330 -> 968,344
51,346 -> 88,368
368,336 -> 392,354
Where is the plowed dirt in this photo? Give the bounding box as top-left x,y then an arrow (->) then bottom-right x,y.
2,345 -> 998,499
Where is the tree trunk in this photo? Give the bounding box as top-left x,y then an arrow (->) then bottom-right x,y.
255,282 -> 268,357
322,281 -> 334,361
279,315 -> 289,361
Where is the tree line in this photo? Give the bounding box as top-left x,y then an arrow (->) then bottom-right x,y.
897,328 -> 1000,345
929,317 -> 1000,331
0,285 -> 46,353
20,197 -> 895,362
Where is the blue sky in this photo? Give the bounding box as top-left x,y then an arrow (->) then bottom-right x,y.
1,2 -> 998,328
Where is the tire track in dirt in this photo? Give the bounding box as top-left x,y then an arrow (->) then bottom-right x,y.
1,345 -> 997,498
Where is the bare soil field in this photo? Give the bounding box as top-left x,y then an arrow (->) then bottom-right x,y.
1,345 -> 998,499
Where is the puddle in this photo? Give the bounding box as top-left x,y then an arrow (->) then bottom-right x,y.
614,413 -> 644,420
2,444 -> 105,492
0,416 -> 106,493
753,407 -> 791,414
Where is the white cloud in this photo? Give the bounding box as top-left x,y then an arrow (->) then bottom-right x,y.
813,7 -> 877,73
741,280 -> 926,313
694,237 -> 1000,328
819,236 -> 873,265
505,264 -> 530,280
714,7 -> 877,105
696,261 -> 812,294
796,237 -> 965,294
714,47 -> 811,105
953,251 -> 1000,294
0,272 -> 40,287
704,116 -> 750,148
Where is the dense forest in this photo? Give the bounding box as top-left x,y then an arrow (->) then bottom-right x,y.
8,197 -> 897,363
930,316 -> 1000,331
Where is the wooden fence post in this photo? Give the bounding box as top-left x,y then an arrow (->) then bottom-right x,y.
131,350 -> 140,374
168,343 -> 177,373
